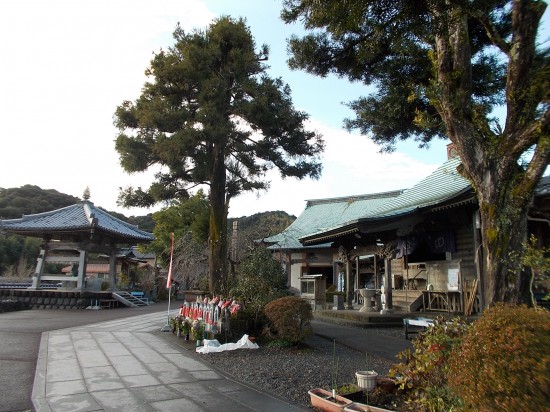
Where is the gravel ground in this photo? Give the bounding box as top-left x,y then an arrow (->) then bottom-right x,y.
196,327 -> 404,409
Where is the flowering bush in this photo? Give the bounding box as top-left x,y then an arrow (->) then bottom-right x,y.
191,319 -> 204,341
447,304 -> 550,411
170,316 -> 191,335
179,317 -> 191,334
389,316 -> 469,411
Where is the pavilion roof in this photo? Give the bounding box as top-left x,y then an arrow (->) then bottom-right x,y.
0,201 -> 154,243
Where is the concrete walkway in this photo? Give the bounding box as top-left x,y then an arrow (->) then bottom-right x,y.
311,319 -> 413,361
31,310 -> 306,412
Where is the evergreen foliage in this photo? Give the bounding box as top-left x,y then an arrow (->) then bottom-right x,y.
0,185 -> 80,219
229,246 -> 290,334
282,0 -> 549,305
114,17 -> 324,294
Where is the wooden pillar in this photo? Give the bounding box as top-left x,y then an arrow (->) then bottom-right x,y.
30,242 -> 48,290
374,255 -> 379,289
109,249 -> 117,291
345,258 -> 353,309
355,255 -> 360,290
76,249 -> 87,291
384,257 -> 393,311
285,252 -> 292,288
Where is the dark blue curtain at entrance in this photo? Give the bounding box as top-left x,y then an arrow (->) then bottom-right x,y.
395,231 -> 455,259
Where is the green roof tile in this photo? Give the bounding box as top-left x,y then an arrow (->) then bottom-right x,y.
265,190 -> 403,249
267,157 -> 471,249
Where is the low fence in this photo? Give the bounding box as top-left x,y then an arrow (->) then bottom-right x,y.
0,289 -> 114,310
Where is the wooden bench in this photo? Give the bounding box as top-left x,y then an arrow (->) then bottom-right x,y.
403,317 -> 434,340
130,291 -> 149,303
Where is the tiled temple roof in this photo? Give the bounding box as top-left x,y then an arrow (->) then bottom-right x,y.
0,201 -> 154,243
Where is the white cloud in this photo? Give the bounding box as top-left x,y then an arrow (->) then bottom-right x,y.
228,119 -> 443,217
0,0 -> 449,220
0,0 -> 214,216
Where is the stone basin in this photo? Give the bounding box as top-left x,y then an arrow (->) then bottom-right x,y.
358,288 -> 378,312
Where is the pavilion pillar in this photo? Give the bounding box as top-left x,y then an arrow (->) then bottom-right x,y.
109,250 -> 117,291
345,258 -> 353,309
355,256 -> 360,289
374,255 -> 379,289
384,257 -> 393,312
76,249 -> 87,291
30,242 -> 49,290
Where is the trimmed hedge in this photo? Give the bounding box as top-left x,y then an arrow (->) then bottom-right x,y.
448,304 -> 550,411
264,296 -> 313,344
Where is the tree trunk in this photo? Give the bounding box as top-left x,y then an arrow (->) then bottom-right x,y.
208,143 -> 228,295
432,3 -> 541,308
477,172 -> 534,307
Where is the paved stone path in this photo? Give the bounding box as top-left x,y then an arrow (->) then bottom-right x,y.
32,310 -> 305,412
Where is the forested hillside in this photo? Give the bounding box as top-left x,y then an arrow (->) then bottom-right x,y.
229,211 -> 295,252
0,185 -> 81,219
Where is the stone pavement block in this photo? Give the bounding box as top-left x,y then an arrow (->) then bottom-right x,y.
93,388 -> 154,412
47,393 -> 103,412
45,379 -> 87,397
130,385 -> 182,402
82,365 -> 125,391
46,358 -> 82,382
150,397 -> 205,412
76,349 -> 110,368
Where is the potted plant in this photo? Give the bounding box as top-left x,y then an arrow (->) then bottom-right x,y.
308,388 -> 353,412
169,317 -> 177,334
343,403 -> 395,412
180,317 -> 191,340
175,316 -> 184,337
307,340 -> 354,411
356,353 -> 378,392
336,383 -> 364,402
191,318 -> 204,346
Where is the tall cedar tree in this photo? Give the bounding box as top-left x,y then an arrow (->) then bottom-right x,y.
114,17 -> 324,294
282,0 -> 549,306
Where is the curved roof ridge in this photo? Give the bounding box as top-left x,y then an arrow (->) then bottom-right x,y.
16,203 -> 79,221
363,157 -> 470,218
305,189 -> 404,207
0,201 -> 153,242
86,201 -> 144,232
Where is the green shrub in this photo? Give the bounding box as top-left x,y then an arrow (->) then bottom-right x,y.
228,309 -> 257,338
389,316 -> 469,411
263,296 -> 313,344
229,246 -> 289,334
447,304 -> 550,411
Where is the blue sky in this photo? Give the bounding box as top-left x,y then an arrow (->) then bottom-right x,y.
1,1 -> 546,218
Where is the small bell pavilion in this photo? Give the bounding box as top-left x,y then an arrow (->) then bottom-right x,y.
0,201 -> 154,292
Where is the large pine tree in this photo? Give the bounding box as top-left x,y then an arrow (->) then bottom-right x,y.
114,17 -> 324,294
282,0 -> 549,306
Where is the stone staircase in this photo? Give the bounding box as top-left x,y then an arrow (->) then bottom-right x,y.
391,290 -> 424,312
112,291 -> 150,308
